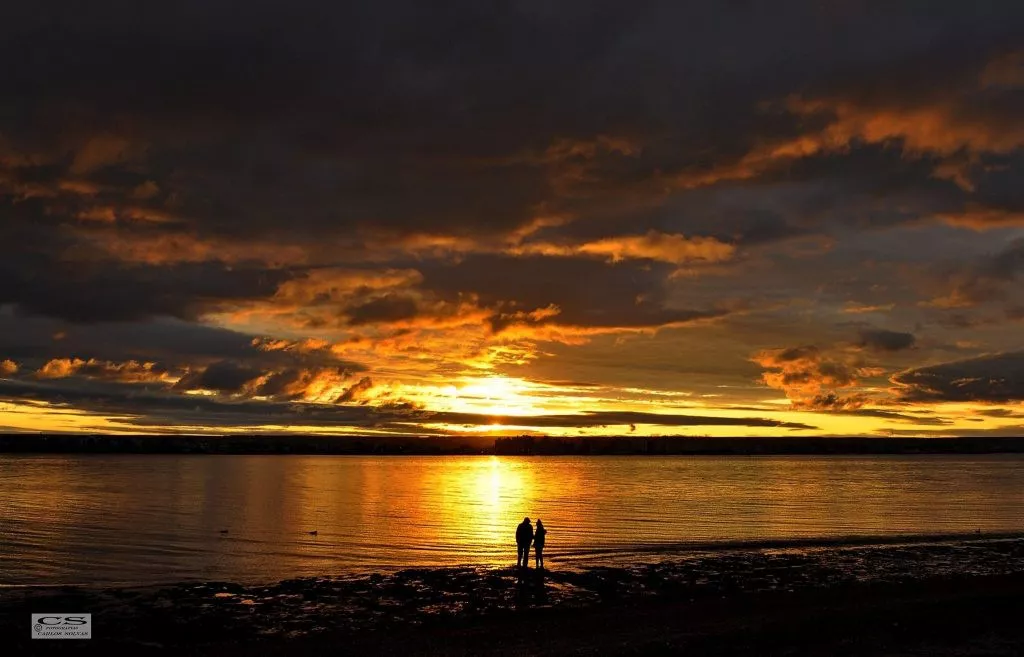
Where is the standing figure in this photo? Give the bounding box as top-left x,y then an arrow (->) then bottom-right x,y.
534,519 -> 547,569
515,517 -> 534,568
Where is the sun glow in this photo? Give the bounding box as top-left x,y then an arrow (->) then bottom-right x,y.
457,376 -> 535,416
398,375 -> 546,418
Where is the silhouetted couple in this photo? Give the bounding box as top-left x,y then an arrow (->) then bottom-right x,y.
515,517 -> 547,569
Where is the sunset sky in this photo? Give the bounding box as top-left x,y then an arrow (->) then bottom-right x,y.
2,1 -> 1024,437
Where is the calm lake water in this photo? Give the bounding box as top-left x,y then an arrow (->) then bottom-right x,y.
2,454 -> 1023,586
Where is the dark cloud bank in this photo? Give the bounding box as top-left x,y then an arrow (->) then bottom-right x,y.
894,351 -> 1024,403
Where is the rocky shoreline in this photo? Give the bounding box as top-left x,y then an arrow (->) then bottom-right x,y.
5,537 -> 1024,655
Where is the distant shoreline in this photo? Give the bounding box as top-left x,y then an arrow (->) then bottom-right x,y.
2,434 -> 1024,455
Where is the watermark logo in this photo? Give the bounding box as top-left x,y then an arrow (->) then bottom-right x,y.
31,614 -> 92,639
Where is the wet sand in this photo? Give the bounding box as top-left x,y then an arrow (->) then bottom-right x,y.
4,536 -> 1024,655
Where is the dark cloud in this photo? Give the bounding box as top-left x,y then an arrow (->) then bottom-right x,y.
922,237 -> 1024,309
857,329 -> 916,352
794,392 -> 870,412
3,1 -> 1021,251
337,376 -> 374,403
0,242 -> 292,323
173,361 -> 265,393
347,296 -> 420,327
835,408 -> 952,426
0,312 -> 362,372
976,408 -> 1024,418
893,351 -> 1024,402
438,410 -> 814,430
989,238 -> 1024,280
251,369 -> 307,398
767,392 -> 953,424
0,313 -> 250,362
421,255 -> 726,330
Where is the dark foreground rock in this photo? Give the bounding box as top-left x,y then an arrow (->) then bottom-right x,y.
4,538 -> 1024,656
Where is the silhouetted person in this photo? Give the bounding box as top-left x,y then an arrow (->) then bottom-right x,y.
516,517 -> 533,568
534,519 -> 547,569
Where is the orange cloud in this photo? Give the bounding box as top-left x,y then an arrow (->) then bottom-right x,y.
0,359 -> 18,376
576,231 -> 735,264
369,225 -> 735,267
752,345 -> 882,408
842,302 -> 895,314
507,214 -> 574,242
245,367 -> 354,403
76,207 -> 118,222
676,99 -> 1021,192
980,50 -> 1024,89
674,53 -> 1024,195
493,304 -> 562,325
74,229 -> 309,266
788,98 -> 1024,159
543,135 -> 640,161
76,205 -> 180,225
168,360 -> 366,404
937,208 -> 1024,230
222,266 -> 501,336
253,337 -> 331,354
512,231 -> 735,265
36,358 -> 175,383
919,290 -> 978,309
384,232 -> 482,258
57,179 -> 104,195
496,311 -> 726,345
70,135 -> 140,175
131,180 -> 160,200
272,268 -> 423,307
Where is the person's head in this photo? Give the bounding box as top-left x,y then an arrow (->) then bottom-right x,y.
523,517 -> 530,524
536,519 -> 543,527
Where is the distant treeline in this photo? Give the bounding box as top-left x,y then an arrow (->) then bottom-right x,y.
493,435 -> 1024,455
0,434 -> 493,455
2,434 -> 1024,455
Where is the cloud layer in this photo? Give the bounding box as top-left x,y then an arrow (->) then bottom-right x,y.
2,2 -> 1024,435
